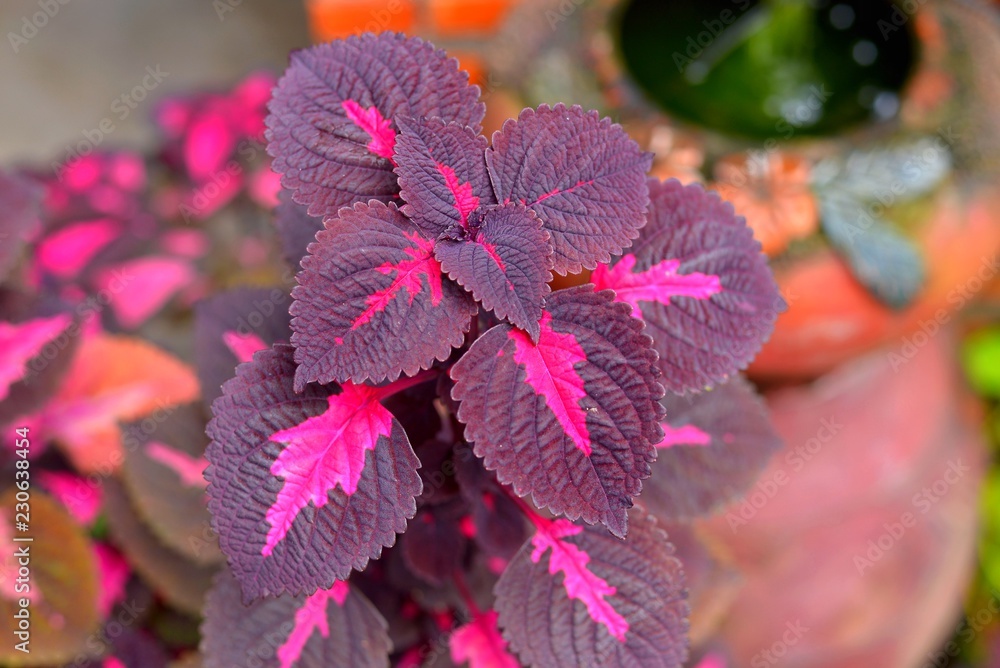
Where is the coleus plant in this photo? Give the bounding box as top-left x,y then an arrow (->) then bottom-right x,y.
203,32 -> 784,668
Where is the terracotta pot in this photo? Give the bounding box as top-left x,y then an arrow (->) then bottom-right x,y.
698,330 -> 986,667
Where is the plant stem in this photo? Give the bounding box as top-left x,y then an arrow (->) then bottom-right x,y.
372,368 -> 439,402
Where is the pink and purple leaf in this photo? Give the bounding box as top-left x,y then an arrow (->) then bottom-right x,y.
451,285 -> 664,538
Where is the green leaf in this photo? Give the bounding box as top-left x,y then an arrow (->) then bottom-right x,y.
962,328 -> 1000,397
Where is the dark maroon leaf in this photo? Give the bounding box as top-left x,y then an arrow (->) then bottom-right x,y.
290,201 -> 476,388
641,376 -> 781,521
401,498 -> 468,585
274,189 -> 324,268
451,285 -> 664,537
414,438 -> 461,505
121,403 -> 222,564
0,170 -> 43,281
454,448 -> 528,559
202,570 -> 391,668
495,507 -> 688,668
394,117 -> 496,237
435,203 -> 553,341
266,33 -> 484,220
592,179 -> 783,393
485,104 -> 652,274
194,286 -> 292,405
103,478 -> 217,616
205,343 -> 422,600
76,630 -> 171,668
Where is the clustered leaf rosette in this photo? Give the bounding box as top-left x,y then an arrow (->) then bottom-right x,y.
202,32 -> 784,668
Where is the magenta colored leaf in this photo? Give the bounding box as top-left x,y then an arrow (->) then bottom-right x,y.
194,287 -> 292,405
485,104 -> 652,274
35,218 -> 122,279
146,442 -> 208,488
94,543 -> 129,618
435,203 -> 553,341
206,343 -> 422,599
450,610 -> 520,668
0,170 -> 43,281
532,518 -> 628,640
657,424 -> 711,449
39,472 -> 103,526
0,292 -> 79,426
263,382 -> 395,556
451,285 -> 664,537
290,201 -> 475,388
593,179 -> 783,392
0,313 -> 72,403
495,507 -> 688,668
641,376 -> 781,521
91,256 -> 196,329
266,33 -> 484,220
202,570 -> 391,668
394,117 -> 495,237
591,254 -> 721,320
222,330 -> 269,364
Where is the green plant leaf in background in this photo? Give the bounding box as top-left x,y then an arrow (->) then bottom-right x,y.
962,327 -> 1000,397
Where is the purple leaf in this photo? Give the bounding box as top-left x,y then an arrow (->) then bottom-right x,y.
205,343 -> 422,600
194,287 -> 292,405
290,201 -> 476,388
592,179 -> 783,393
641,376 -> 782,521
266,33 -> 484,220
400,498 -> 468,585
454,449 -> 528,559
495,507 -> 688,667
451,285 -> 664,537
394,117 -> 496,237
274,189 -> 324,268
435,204 -> 552,341
0,170 -> 43,281
485,104 -> 652,274
202,570 -> 391,668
